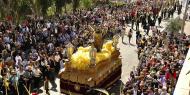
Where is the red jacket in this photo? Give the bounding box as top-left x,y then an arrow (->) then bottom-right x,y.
31,93 -> 38,95
131,11 -> 136,17
165,71 -> 177,80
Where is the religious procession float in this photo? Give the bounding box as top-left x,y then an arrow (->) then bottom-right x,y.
59,26 -> 122,95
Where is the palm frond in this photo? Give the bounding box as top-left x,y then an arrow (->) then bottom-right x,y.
166,17 -> 183,33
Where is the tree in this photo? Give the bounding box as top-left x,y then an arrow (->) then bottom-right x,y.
55,0 -> 65,13
47,3 -> 56,16
0,0 -> 32,23
14,0 -> 32,24
0,0 -> 6,19
39,0 -> 53,16
82,0 -> 92,9
55,0 -> 72,13
165,17 -> 183,50
166,17 -> 183,34
0,0 -> 12,18
73,0 -> 80,13
29,0 -> 41,17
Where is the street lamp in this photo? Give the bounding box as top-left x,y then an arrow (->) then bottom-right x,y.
113,34 -> 119,49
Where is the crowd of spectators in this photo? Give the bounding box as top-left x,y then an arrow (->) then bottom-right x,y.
124,27 -> 189,95
123,1 -> 190,95
0,1 -> 141,94
0,0 -> 187,95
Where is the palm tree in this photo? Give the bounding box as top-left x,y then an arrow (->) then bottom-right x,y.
166,17 -> 183,34
164,17 -> 183,49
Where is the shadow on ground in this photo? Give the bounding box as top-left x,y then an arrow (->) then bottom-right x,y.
107,80 -> 124,95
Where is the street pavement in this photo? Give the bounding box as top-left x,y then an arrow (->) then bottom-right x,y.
39,5 -> 190,95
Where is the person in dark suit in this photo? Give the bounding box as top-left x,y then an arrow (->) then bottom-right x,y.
136,30 -> 141,44
158,16 -> 162,27
177,4 -> 182,15
126,13 -> 130,25
131,18 -> 135,30
163,8 -> 167,19
44,64 -> 57,92
18,75 -> 28,95
128,29 -> 133,44
146,24 -> 150,36
136,17 -> 140,31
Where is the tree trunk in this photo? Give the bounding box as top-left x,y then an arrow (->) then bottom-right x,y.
64,5 -> 67,13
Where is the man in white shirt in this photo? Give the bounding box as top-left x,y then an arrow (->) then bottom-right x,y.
15,54 -> 22,67
17,66 -> 25,76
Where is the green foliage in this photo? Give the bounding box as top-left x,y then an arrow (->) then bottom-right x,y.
39,0 -> 53,15
55,0 -> 65,13
166,17 -> 183,33
0,0 -> 32,23
65,3 -> 73,13
109,1 -> 126,7
73,0 -> 80,12
0,0 -> 97,20
47,3 -> 56,16
55,0 -> 72,13
82,0 -> 92,9
18,0 -> 32,15
29,0 -> 41,16
15,0 -> 32,24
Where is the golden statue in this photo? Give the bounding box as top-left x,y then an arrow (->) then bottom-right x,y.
89,44 -> 97,67
88,25 -> 104,52
66,43 -> 74,61
94,29 -> 103,52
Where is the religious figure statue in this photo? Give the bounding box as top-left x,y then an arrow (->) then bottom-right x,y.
89,44 -> 97,67
94,29 -> 103,52
66,43 -> 74,61
88,25 -> 104,52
